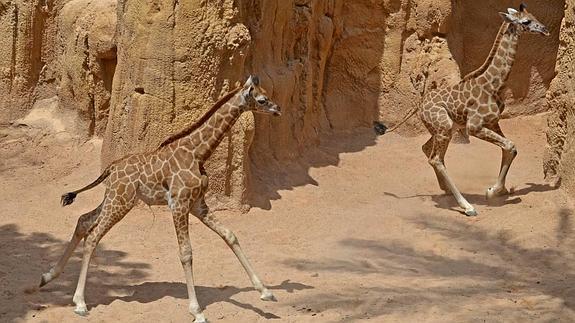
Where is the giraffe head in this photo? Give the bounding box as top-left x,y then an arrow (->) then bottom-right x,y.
499,3 -> 550,36
240,75 -> 281,116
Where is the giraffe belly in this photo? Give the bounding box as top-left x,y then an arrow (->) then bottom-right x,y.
137,186 -> 168,206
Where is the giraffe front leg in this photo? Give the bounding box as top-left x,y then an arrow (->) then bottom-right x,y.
192,198 -> 275,301
471,124 -> 516,200
422,137 -> 450,193
171,200 -> 207,323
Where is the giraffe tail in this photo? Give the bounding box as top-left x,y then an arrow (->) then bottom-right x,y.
60,165 -> 113,207
373,103 -> 420,136
61,192 -> 77,206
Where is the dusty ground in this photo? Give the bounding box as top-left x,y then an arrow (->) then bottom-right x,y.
1,114 -> 574,322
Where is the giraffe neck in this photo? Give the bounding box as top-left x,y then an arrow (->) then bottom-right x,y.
187,96 -> 244,161
463,22 -> 520,92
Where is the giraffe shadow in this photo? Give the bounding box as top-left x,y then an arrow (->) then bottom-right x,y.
0,223 -> 151,322
281,209 -> 575,321
384,182 -> 558,215
90,279 -> 313,319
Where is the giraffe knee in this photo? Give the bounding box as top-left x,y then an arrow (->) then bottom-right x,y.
466,124 -> 481,136
507,142 -> 517,156
178,247 -> 193,264
428,156 -> 443,168
223,230 -> 238,246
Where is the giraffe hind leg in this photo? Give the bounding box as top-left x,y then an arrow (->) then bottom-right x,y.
39,204 -> 102,287
422,137 -> 450,193
72,189 -> 136,316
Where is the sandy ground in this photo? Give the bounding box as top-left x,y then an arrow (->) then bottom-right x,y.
1,114 -> 574,323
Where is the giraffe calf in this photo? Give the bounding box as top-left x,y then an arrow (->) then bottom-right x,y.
375,3 -> 549,216
39,76 -> 280,322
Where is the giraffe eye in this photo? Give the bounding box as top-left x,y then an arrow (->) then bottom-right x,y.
257,97 -> 267,104
522,20 -> 531,25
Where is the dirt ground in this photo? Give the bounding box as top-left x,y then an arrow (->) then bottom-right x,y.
1,113 -> 574,323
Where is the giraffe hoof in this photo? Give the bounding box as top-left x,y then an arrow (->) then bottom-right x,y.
39,275 -> 48,288
74,306 -> 88,316
465,209 -> 478,217
486,187 -> 509,200
39,271 -> 53,287
260,290 -> 277,302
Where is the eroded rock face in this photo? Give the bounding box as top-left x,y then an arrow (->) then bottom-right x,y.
544,2 -> 575,193
0,0 -> 117,137
57,0 -> 117,136
0,0 -> 56,121
0,0 -> 572,208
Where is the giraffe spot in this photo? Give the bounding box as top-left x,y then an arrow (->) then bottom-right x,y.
472,86 -> 481,98
161,166 -> 171,178
478,105 -> 489,115
479,91 -> 490,104
477,76 -> 488,86
493,57 -> 503,67
487,65 -> 499,77
224,114 -> 235,123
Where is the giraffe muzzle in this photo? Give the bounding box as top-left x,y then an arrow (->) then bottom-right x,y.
270,105 -> 281,116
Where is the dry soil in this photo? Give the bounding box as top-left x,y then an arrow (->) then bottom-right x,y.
1,113 -> 574,322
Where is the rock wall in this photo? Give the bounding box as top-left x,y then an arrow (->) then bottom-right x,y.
0,0 -> 116,136
544,2 -> 575,193
0,0 -> 55,121
0,0 -> 572,208
57,0 -> 117,136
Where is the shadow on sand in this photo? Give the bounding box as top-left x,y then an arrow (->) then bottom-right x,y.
0,224 -> 313,321
93,279 -> 313,319
0,223 -> 150,321
383,182 -> 559,215
283,208 -> 575,321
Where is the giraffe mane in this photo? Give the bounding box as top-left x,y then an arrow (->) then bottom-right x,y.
461,22 -> 511,82
158,86 -> 242,148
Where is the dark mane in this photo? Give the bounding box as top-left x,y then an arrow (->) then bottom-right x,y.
461,22 -> 511,82
158,87 -> 242,148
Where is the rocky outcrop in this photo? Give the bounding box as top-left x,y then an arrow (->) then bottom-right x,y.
57,0 -> 117,136
544,2 -> 575,193
0,0 -> 55,121
0,0 -> 116,136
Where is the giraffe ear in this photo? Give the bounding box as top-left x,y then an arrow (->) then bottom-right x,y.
245,75 -> 260,87
507,8 -> 518,15
499,12 -> 514,23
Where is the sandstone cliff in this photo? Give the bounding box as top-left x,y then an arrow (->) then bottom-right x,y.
544,1 -> 575,193
0,0 -> 571,208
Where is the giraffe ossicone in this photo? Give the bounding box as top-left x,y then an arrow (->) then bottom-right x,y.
39,75 -> 281,322
375,4 -> 549,216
